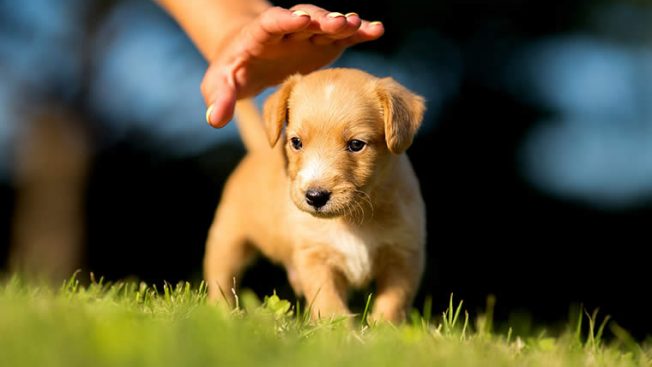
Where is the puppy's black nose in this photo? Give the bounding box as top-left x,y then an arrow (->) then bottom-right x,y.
305,189 -> 331,209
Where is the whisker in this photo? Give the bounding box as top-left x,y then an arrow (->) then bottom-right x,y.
343,198 -> 362,225
354,202 -> 363,224
354,189 -> 374,220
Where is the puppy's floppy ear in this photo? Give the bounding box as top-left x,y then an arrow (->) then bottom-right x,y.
376,77 -> 426,154
263,74 -> 300,147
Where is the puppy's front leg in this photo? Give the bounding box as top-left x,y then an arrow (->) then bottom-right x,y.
294,249 -> 351,321
370,247 -> 424,324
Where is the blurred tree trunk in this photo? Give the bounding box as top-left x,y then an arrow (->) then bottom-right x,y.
9,106 -> 90,284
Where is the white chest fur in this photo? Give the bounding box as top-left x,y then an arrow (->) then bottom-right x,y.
327,229 -> 375,287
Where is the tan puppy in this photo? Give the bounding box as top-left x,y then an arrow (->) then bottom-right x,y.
204,68 -> 426,323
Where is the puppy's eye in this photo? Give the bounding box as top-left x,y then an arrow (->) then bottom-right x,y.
290,137 -> 303,151
347,139 -> 366,152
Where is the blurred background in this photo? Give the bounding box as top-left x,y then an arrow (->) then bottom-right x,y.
1,0 -> 651,340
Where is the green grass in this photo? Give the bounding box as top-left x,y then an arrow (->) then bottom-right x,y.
0,274 -> 650,367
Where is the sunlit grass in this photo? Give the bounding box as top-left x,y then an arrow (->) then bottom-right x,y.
0,273 -> 650,367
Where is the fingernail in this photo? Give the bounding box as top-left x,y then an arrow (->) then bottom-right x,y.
369,21 -> 383,26
206,105 -> 214,125
345,12 -> 358,18
292,10 -> 309,17
327,12 -> 345,18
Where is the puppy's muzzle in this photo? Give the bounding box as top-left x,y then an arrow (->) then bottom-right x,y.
305,188 -> 331,209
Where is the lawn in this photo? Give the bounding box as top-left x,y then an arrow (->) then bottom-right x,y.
0,273 -> 649,367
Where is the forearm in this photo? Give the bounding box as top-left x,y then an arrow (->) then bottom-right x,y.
156,0 -> 271,60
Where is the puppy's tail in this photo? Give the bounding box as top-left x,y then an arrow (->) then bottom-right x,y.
233,98 -> 269,152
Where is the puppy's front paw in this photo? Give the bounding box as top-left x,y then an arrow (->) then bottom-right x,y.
368,306 -> 406,325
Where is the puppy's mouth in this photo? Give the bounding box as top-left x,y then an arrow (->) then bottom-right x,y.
307,207 -> 339,218
294,187 -> 371,220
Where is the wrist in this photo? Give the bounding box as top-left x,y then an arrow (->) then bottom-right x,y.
157,0 -> 270,61
204,1 -> 271,61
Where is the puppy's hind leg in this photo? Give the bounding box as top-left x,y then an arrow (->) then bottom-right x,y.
203,208 -> 256,308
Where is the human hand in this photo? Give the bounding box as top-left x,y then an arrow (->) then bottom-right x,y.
202,4 -> 384,128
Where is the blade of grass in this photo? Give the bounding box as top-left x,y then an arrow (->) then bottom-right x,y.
361,293 -> 373,328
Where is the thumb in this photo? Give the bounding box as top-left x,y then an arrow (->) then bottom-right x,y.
206,81 -> 237,128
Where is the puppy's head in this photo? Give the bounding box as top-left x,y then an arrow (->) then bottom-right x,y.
263,68 -> 425,218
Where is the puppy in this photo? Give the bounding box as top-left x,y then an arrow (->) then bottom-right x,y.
204,67 -> 426,323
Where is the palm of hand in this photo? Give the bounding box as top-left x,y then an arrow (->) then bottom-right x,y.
203,6 -> 383,127
233,36 -> 343,98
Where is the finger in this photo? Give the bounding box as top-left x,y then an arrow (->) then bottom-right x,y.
334,20 -> 385,47
284,10 -> 349,42
343,12 -> 363,34
287,4 -> 362,40
309,13 -> 362,45
248,6 -> 312,44
361,20 -> 385,38
206,83 -> 237,128
289,4 -> 329,16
